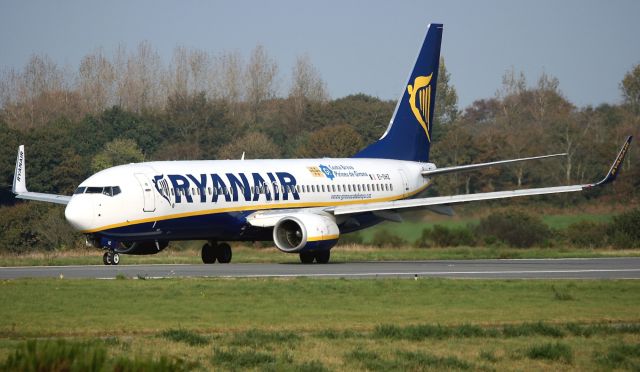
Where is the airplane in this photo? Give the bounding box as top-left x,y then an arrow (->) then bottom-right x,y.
12,23 -> 632,265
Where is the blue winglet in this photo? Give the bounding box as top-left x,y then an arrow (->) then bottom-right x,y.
590,135 -> 632,187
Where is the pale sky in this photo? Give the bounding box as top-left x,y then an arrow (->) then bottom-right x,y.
1,0 -> 639,109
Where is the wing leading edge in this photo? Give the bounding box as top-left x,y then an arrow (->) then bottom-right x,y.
331,136 -> 632,216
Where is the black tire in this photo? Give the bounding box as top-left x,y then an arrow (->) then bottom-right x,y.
201,243 -> 216,264
217,243 -> 232,264
105,251 -> 113,265
103,252 -> 110,265
112,253 -> 120,265
299,252 -> 315,264
315,250 -> 330,264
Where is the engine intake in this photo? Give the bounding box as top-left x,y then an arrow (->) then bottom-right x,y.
273,214 -> 339,253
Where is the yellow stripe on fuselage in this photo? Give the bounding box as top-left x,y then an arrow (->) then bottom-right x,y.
82,182 -> 431,234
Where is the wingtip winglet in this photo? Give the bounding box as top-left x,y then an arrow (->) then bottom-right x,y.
12,145 -> 27,194
591,135 -> 632,187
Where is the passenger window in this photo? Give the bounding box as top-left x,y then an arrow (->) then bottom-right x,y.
171,188 -> 175,196
321,185 -> 325,192
390,184 -> 393,191
357,185 -> 361,192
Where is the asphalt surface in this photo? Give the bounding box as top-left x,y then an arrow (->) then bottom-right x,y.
1,257 -> 639,280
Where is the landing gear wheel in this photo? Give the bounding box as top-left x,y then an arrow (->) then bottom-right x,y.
111,253 -> 120,265
103,252 -> 110,265
315,250 -> 330,264
299,252 -> 315,264
217,243 -> 232,264
202,243 -> 217,264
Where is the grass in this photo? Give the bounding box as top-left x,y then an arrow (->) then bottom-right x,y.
0,278 -> 638,370
357,212 -> 616,243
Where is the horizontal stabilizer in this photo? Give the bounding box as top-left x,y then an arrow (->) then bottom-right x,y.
422,153 -> 566,177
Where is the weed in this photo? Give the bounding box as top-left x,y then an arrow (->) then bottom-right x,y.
525,342 -> 573,363
212,347 -> 276,368
160,328 -> 209,346
229,329 -> 301,348
594,342 -> 640,369
115,273 -> 127,280
502,322 -> 565,338
552,285 -> 574,301
479,350 -> 498,362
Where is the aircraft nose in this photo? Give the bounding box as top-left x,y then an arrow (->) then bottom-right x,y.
64,197 -> 94,231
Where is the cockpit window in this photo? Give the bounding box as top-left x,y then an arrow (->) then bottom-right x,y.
74,187 -> 86,194
82,186 -> 121,196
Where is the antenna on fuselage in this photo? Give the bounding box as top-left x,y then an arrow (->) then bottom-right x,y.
241,152 -> 245,161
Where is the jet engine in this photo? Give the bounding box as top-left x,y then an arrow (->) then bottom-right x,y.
273,214 -> 339,253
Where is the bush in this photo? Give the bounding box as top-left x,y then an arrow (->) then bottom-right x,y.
608,208 -> 640,248
476,209 -> 550,248
417,225 -> 476,247
339,232 -> 364,245
564,221 -> 608,248
160,328 -> 210,346
371,229 -> 407,247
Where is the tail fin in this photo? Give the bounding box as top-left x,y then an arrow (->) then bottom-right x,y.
354,23 -> 443,162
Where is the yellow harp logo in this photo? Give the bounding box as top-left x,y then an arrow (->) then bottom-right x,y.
407,73 -> 433,142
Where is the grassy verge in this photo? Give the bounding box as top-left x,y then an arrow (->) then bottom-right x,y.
2,245 -> 640,266
0,278 -> 638,370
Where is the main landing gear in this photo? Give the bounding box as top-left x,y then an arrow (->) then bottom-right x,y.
299,250 -> 330,264
201,241 -> 232,264
103,251 -> 120,265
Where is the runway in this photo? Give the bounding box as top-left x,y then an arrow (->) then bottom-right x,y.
1,257 -> 639,280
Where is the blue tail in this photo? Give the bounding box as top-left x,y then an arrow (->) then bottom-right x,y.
354,23 -> 443,162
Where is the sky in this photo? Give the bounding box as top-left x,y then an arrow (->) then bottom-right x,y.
1,0 -> 639,109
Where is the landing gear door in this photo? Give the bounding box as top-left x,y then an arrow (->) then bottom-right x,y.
134,173 -> 156,212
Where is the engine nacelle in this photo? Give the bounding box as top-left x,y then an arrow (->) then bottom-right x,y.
273,214 -> 340,253
118,240 -> 169,255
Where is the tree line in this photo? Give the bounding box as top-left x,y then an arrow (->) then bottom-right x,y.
0,42 -> 638,251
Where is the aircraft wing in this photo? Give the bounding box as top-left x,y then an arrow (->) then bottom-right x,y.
331,136 -> 631,216
13,145 -> 71,205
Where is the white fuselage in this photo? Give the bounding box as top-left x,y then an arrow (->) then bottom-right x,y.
64,158 -> 434,240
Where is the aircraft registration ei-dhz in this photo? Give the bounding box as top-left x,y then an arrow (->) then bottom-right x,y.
12,23 -> 632,265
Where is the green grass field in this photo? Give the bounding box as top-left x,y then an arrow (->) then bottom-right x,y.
1,278 -> 639,370
357,212 -> 615,243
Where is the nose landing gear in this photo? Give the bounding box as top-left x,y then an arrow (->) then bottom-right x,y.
201,241 -> 233,264
102,251 -> 120,265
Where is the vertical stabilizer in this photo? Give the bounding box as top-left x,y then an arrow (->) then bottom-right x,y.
354,23 -> 443,162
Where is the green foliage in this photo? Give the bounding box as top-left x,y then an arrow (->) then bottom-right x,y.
608,207 -> 640,248
160,328 -> 210,346
477,209 -> 551,248
0,203 -> 47,253
417,224 -> 475,247
564,220 -> 608,248
338,231 -> 363,245
91,138 -> 144,173
621,63 -> 640,114
525,342 -> 573,364
371,229 -> 407,247
346,349 -> 473,371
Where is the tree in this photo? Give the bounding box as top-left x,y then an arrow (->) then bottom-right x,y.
245,45 -> 279,123
91,138 -> 144,172
295,124 -> 364,158
289,54 -> 328,114
217,132 -> 281,159
621,63 -> 640,115
434,57 -> 459,128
